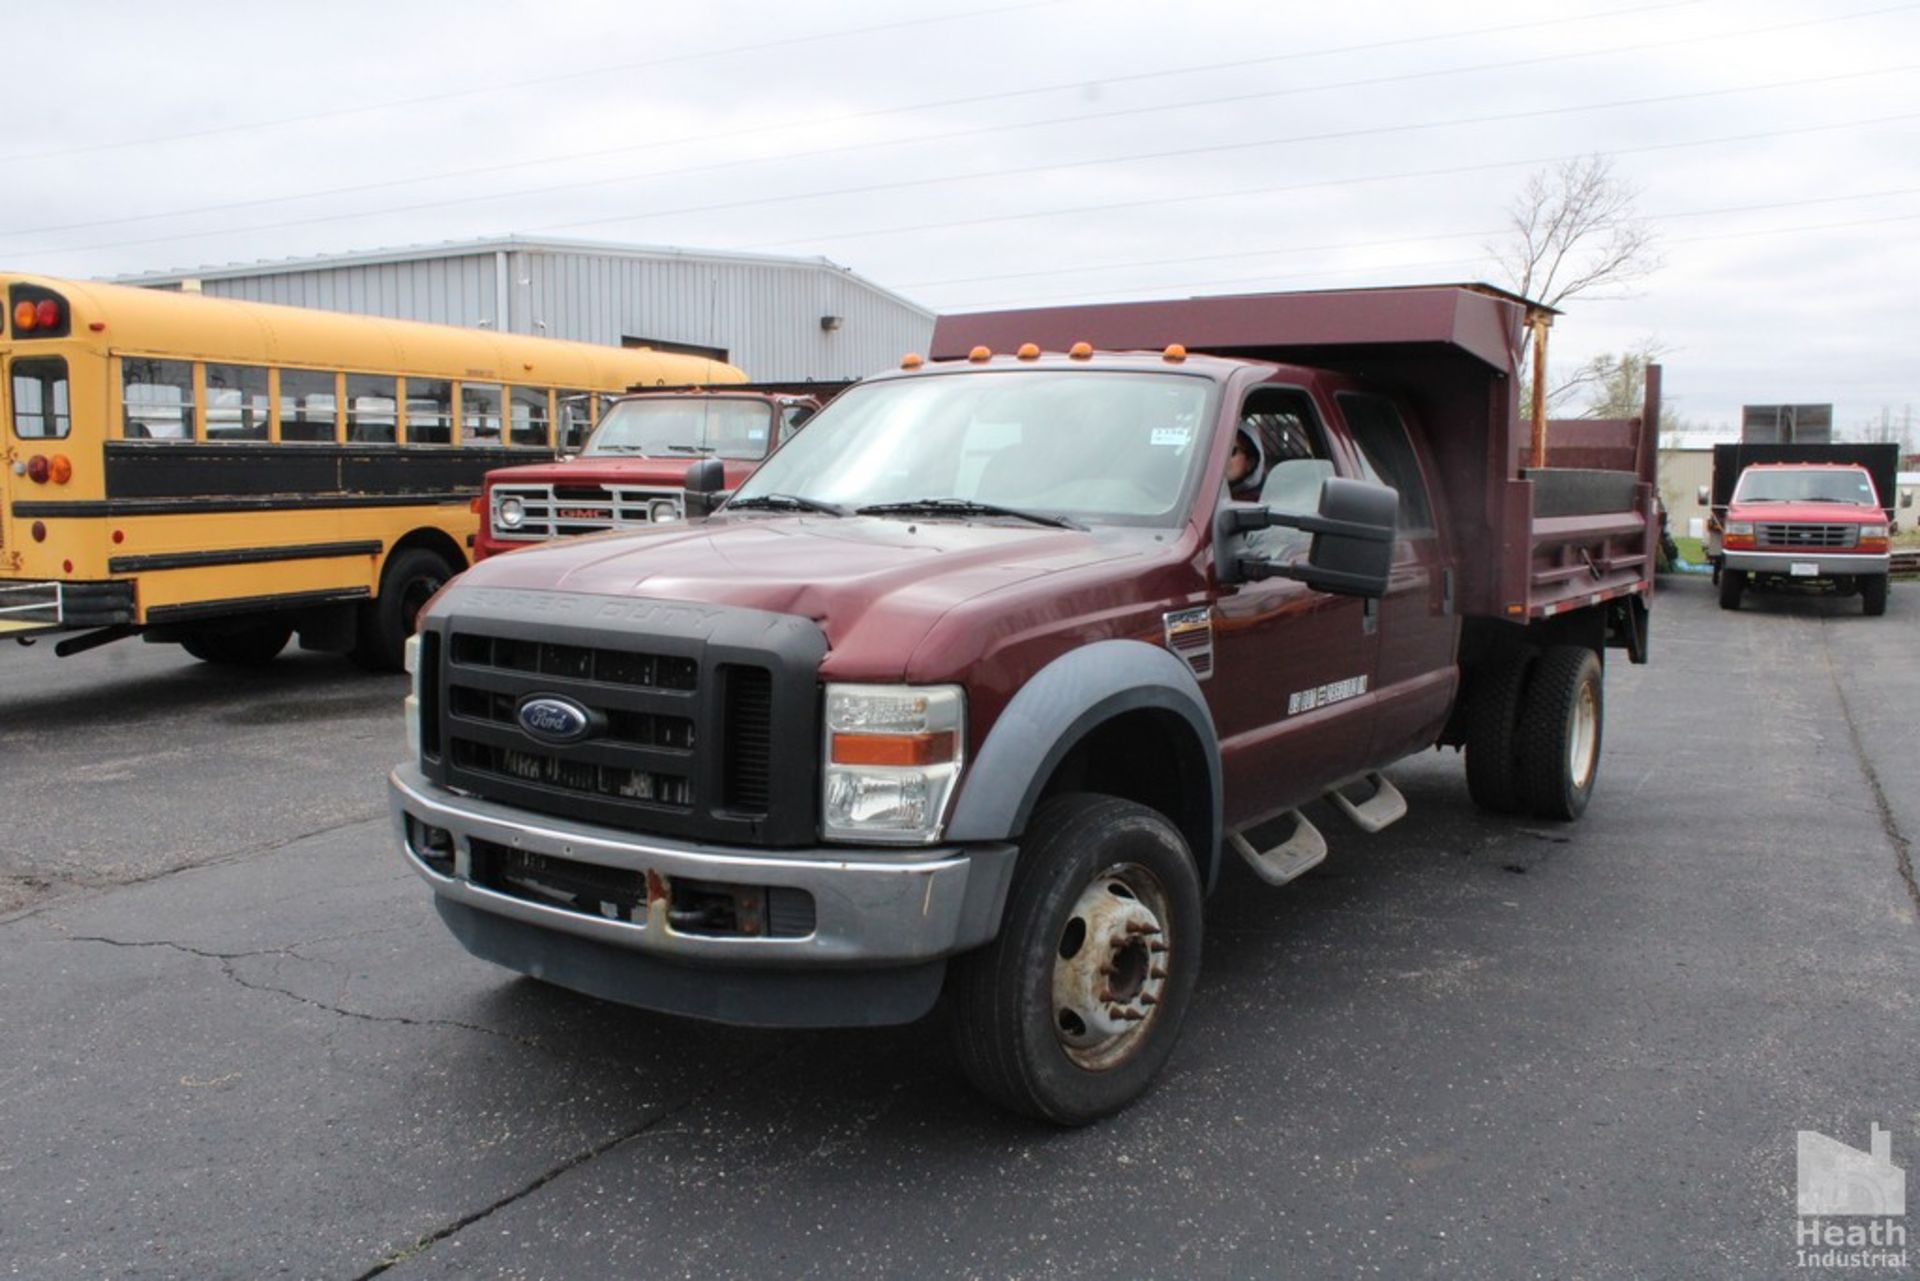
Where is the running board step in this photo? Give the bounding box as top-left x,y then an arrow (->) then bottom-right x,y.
1227,810 -> 1328,886
1326,771 -> 1407,834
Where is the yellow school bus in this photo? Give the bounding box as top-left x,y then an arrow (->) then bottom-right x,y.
0,274 -> 742,668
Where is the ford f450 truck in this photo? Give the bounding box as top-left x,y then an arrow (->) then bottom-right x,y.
1698,443 -> 1905,615
391,284 -> 1657,1123
474,386 -> 847,560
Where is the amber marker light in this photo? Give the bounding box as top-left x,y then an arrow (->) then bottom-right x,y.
830,730 -> 959,767
1017,343 -> 1041,360
49,455 -> 73,484
900,353 -> 924,369
1069,341 -> 1093,360
968,345 -> 992,363
1163,344 -> 1188,362
13,300 -> 36,331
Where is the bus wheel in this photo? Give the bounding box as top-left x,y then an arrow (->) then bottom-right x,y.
181,622 -> 291,667
351,549 -> 454,672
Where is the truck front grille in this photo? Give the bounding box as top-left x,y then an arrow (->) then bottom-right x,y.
491,482 -> 684,542
1758,523 -> 1855,549
422,597 -> 826,846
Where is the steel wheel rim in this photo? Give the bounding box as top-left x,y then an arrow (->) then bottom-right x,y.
1051,862 -> 1171,1071
1569,679 -> 1599,789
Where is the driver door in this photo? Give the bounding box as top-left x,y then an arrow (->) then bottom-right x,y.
1206,380 -> 1379,829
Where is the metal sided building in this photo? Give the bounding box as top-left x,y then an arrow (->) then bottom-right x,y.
114,236 -> 934,384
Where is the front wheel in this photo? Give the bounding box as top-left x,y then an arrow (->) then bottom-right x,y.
350,548 -> 457,672
1516,646 -> 1604,822
947,793 -> 1203,1125
1718,568 -> 1746,610
1861,575 -> 1888,616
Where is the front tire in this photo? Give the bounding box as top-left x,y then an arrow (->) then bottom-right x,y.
1516,646 -> 1604,822
1718,568 -> 1746,610
1861,575 -> 1888,616
948,793 -> 1203,1125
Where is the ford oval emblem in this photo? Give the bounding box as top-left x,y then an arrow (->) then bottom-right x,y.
517,695 -> 593,744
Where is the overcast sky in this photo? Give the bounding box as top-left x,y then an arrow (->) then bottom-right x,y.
6,0 -> 1916,439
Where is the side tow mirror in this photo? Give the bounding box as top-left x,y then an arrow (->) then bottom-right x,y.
682,457 -> 730,518
1696,484 -> 1711,506
1217,476 -> 1397,598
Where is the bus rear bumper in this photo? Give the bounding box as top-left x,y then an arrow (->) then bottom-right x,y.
0,579 -> 136,634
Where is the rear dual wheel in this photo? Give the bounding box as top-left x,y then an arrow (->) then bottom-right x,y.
948,793 -> 1203,1125
180,622 -> 291,667
1464,644 -> 1603,822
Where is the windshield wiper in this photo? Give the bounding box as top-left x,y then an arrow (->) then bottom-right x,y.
727,492 -> 848,516
664,443 -> 716,454
856,498 -> 1085,530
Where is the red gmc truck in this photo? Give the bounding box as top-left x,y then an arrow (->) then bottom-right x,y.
391,284 -> 1657,1123
474,386 -> 845,560
1699,443 -> 1905,615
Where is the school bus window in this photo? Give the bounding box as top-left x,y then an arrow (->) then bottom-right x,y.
206,364 -> 270,442
460,383 -> 503,446
557,388 -> 593,452
406,377 -> 452,445
11,357 -> 70,440
347,374 -> 397,443
122,357 -> 195,440
508,386 -> 551,447
279,368 -> 339,443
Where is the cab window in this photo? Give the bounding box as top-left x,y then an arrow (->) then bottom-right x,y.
1337,392 -> 1433,533
11,357 -> 70,440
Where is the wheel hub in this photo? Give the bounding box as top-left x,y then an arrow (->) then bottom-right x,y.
1051,865 -> 1170,1070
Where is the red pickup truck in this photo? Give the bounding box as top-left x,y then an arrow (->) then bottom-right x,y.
391,284 -> 1656,1123
1700,444 -> 1904,615
473,386 -> 842,559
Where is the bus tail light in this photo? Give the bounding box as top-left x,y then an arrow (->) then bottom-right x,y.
25,456 -> 50,484
34,299 -> 60,329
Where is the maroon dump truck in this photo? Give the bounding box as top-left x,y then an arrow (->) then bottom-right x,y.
474,385 -> 847,560
1697,443 -> 1904,615
391,284 -> 1655,1123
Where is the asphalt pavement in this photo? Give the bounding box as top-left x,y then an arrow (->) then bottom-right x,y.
1,575 -> 1915,1280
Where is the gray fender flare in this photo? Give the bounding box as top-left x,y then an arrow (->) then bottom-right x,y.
945,639 -> 1224,889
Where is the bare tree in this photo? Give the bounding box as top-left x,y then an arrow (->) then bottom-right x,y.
1489,155 -> 1661,312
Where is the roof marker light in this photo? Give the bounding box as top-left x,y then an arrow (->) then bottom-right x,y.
1017,343 -> 1040,360
1163,344 -> 1188,362
900,353 -> 924,369
1069,342 -> 1093,360
968,346 -> 992,363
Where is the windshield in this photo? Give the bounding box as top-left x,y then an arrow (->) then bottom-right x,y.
584,398 -> 774,460
729,370 -> 1217,527
1734,468 -> 1878,505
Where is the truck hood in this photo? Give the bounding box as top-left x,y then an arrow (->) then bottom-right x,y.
485,457 -> 760,488
1726,500 -> 1883,523
454,513 -> 1156,679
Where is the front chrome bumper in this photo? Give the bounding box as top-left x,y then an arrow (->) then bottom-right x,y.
1722,551 -> 1889,577
390,764 -> 1016,969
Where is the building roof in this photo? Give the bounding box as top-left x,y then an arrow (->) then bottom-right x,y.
111,234 -> 934,319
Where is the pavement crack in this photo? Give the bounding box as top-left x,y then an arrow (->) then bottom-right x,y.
349,1047 -> 790,1281
1820,619 -> 1920,924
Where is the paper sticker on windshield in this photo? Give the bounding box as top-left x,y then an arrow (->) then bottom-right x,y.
1150,427 -> 1192,448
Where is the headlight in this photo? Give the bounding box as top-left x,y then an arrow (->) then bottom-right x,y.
403,633 -> 423,758
1725,521 -> 1752,536
497,495 -> 525,529
650,498 -> 682,523
822,684 -> 964,844
1862,524 -> 1888,540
